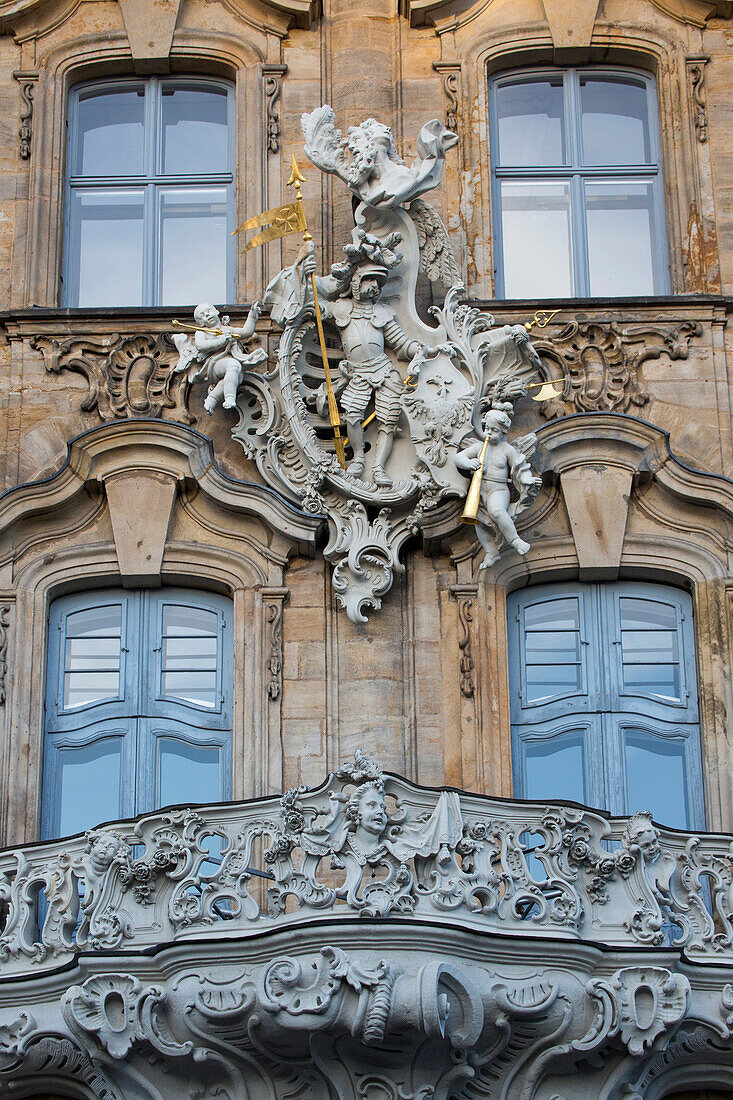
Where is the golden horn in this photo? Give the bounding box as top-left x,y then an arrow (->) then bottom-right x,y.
461,437 -> 489,525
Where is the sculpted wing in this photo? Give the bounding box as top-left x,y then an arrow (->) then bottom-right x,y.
512,432 -> 538,460
172,333 -> 203,381
301,106 -> 345,176
408,198 -> 462,288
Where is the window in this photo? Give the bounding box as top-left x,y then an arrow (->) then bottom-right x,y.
42,588 -> 233,838
63,78 -> 234,307
508,582 -> 704,829
490,68 -> 669,298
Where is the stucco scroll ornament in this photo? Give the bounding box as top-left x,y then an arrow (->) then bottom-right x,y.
224,106 -> 542,621
265,749 -> 465,917
172,302 -> 267,414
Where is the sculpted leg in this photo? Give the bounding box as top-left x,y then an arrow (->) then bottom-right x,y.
222,363 -> 243,410
204,380 -> 225,414
346,417 -> 365,477
476,523 -> 500,569
372,428 -> 394,488
486,490 -> 529,555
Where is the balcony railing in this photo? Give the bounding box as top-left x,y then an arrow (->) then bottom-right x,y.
1,751 -> 732,977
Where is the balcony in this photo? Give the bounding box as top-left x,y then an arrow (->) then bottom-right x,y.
0,752 -> 732,1100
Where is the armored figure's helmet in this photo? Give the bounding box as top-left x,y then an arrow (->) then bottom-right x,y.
350,264 -> 389,295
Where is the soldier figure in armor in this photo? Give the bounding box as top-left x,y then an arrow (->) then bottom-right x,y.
304,254 -> 424,487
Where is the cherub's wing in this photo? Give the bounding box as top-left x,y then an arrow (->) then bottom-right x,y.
172,333 -> 201,380
301,106 -> 345,176
408,198 -> 462,288
512,432 -> 538,460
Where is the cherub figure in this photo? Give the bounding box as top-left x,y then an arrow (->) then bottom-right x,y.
455,406 -> 542,569
172,302 -> 267,414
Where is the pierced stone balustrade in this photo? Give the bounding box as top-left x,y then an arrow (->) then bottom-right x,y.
1,751 -> 731,978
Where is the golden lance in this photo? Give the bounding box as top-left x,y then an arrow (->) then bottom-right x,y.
461,436 -> 489,525
286,155 -> 346,469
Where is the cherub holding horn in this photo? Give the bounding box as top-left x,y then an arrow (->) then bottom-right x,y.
455,404 -> 542,569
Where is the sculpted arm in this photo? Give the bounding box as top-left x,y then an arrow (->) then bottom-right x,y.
382,317 -> 422,361
455,440 -> 482,473
195,330 -> 229,356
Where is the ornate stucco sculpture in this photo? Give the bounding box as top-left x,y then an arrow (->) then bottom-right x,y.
185,106 -> 543,620
172,301 -> 266,413
455,404 -> 542,567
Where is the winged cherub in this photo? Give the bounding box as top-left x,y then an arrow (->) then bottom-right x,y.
302,105 -> 458,209
172,302 -> 267,414
455,406 -> 542,568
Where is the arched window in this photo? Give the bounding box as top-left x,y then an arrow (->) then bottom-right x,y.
62,77 -> 235,307
489,67 -> 669,298
508,581 -> 704,829
42,588 -> 233,838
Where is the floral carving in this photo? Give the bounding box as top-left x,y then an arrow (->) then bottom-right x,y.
687,56 -> 710,143
450,585 -> 477,697
32,332 -> 194,423
13,72 -> 37,160
433,62 -> 460,133
263,66 -> 287,154
532,320 -> 702,418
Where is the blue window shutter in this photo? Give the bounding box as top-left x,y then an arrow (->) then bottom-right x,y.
43,587 -> 233,838
508,581 -> 705,830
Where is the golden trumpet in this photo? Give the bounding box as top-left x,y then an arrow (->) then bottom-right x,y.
461,436 -> 490,525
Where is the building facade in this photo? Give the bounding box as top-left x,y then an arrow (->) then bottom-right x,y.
0,0 -> 733,1097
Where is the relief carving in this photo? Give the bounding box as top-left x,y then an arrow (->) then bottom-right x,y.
265,597 -> 285,700
533,320 -> 703,418
0,606 -> 9,706
12,72 -> 37,160
450,584 -> 477,697
263,65 -> 287,154
687,56 -> 710,143
433,62 -> 460,133
32,332 -> 194,423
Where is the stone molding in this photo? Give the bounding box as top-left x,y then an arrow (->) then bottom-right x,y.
0,419 -> 321,562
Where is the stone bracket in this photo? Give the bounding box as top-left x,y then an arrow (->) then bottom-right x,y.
263,64 -> 287,154
12,71 -> 37,161
433,62 -> 460,132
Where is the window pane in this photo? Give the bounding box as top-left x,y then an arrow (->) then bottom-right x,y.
500,181 -> 573,298
496,78 -> 566,166
159,739 -> 221,806
158,188 -> 228,305
623,663 -> 681,699
624,731 -> 688,828
586,181 -> 658,296
580,76 -> 651,166
162,672 -> 217,708
525,734 -> 585,804
57,740 -> 122,835
70,189 -> 144,306
525,598 -> 580,631
525,662 -> 581,701
63,606 -> 122,707
620,598 -> 677,631
622,629 -> 678,664
162,85 -> 229,175
525,630 -> 580,663
74,87 -> 145,176
163,606 -> 218,637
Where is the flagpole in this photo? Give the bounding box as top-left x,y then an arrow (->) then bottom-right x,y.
287,156 -> 346,470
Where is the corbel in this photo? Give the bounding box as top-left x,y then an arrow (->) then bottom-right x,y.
12,71 -> 38,161
432,62 -> 460,133
449,582 -> 479,698
262,65 -> 288,155
686,55 -> 710,144
261,586 -> 288,701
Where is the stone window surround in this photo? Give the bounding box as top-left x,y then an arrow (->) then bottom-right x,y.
437,21 -> 721,298
14,30 -> 285,310
0,420 -> 321,847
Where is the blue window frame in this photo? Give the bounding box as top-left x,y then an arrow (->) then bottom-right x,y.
508,582 -> 704,829
489,68 -> 669,298
42,588 -> 233,838
62,77 -> 235,307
